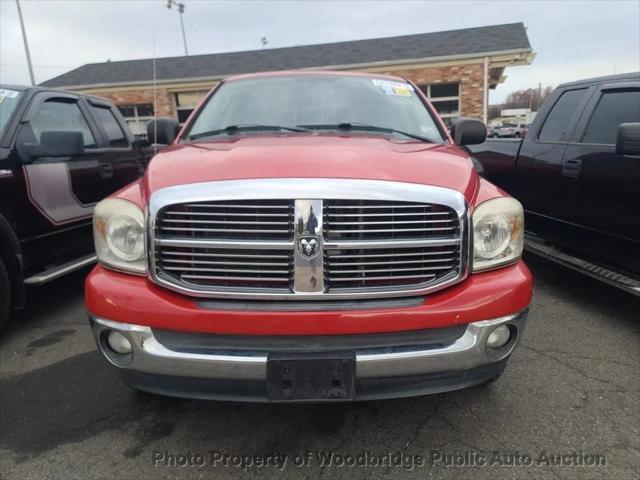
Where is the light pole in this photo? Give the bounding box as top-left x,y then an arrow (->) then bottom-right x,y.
15,0 -> 35,85
166,0 -> 188,56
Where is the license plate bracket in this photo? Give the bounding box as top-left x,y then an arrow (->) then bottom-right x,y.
267,351 -> 356,401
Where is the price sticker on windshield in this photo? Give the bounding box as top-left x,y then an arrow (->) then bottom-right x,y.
372,79 -> 414,97
0,88 -> 19,100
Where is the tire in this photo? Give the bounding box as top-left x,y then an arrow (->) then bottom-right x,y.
0,259 -> 10,333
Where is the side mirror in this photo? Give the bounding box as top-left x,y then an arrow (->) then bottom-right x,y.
27,131 -> 84,158
147,117 -> 180,146
450,117 -> 487,146
616,123 -> 640,156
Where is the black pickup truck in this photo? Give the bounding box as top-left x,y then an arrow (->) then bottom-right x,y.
468,72 -> 640,295
0,85 -> 151,330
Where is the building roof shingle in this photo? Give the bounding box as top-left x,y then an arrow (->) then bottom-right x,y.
41,23 -> 531,88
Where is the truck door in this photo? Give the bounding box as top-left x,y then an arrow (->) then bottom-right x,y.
17,93 -> 102,229
561,82 -> 640,271
512,86 -> 591,230
510,88 -> 587,219
19,97 -> 146,227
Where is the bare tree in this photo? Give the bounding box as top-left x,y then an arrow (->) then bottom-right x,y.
502,86 -> 553,111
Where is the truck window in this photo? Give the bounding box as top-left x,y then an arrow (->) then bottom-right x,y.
581,89 -> 640,145
30,99 -> 96,148
0,88 -> 23,136
538,88 -> 586,142
91,105 -> 129,147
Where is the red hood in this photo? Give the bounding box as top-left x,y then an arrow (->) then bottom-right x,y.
143,134 -> 478,201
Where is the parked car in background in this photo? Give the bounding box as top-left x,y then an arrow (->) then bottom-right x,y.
468,72 -> 640,296
86,71 -> 532,402
487,125 -> 501,137
495,123 -> 527,138
0,85 -> 152,331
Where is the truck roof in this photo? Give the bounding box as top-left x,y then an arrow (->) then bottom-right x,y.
0,84 -> 112,104
558,71 -> 639,88
0,84 -> 33,92
225,69 -> 408,83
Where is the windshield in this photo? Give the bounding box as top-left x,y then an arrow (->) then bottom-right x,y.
185,75 -> 445,143
0,88 -> 23,137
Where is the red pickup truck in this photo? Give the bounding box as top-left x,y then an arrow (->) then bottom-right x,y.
85,71 -> 532,402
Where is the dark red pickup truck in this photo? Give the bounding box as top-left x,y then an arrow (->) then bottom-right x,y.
0,85 -> 150,330
86,71 -> 532,402
468,73 -> 640,295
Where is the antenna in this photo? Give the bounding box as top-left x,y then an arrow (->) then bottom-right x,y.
261,36 -> 268,49
152,30 -> 158,154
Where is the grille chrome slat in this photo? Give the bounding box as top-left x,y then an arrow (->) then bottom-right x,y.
161,219 -> 291,225
164,266 -> 291,275
329,266 -> 453,274
324,238 -> 459,249
330,274 -> 437,282
326,204 -> 441,210
160,227 -> 290,234
325,227 -> 456,234
181,274 -> 291,282
156,238 -> 294,250
327,250 -> 456,259
329,258 -> 456,266
183,203 -> 291,209
162,259 -> 290,267
161,250 -> 291,259
150,181 -> 466,298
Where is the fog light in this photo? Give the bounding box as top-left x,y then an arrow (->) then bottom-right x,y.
486,325 -> 511,349
107,331 -> 132,354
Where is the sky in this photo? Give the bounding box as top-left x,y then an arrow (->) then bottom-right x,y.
1,0 -> 639,104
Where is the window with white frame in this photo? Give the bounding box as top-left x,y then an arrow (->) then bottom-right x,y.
175,91 -> 209,125
117,104 -> 154,138
422,83 -> 460,127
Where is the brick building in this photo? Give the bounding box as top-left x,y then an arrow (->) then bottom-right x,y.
41,23 -> 534,136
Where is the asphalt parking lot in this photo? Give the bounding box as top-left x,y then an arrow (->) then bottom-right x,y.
0,254 -> 638,480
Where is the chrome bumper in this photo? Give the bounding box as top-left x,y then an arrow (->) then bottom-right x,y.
90,311 -> 528,383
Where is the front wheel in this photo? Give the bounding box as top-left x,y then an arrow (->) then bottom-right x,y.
0,259 -> 10,332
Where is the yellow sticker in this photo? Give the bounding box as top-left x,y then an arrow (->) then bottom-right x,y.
372,79 -> 414,97
392,86 -> 411,97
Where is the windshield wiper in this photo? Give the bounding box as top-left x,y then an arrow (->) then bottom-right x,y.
299,122 -> 433,143
188,124 -> 310,141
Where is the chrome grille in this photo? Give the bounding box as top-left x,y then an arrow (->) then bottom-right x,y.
157,200 -> 294,240
324,200 -> 459,240
325,246 -> 460,290
149,179 -> 467,299
155,245 -> 293,290
154,200 -> 294,291
324,200 -> 461,291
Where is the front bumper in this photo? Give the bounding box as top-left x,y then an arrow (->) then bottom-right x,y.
90,310 -> 528,402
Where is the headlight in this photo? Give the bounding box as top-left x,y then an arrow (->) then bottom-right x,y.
472,197 -> 524,272
93,198 -> 146,274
